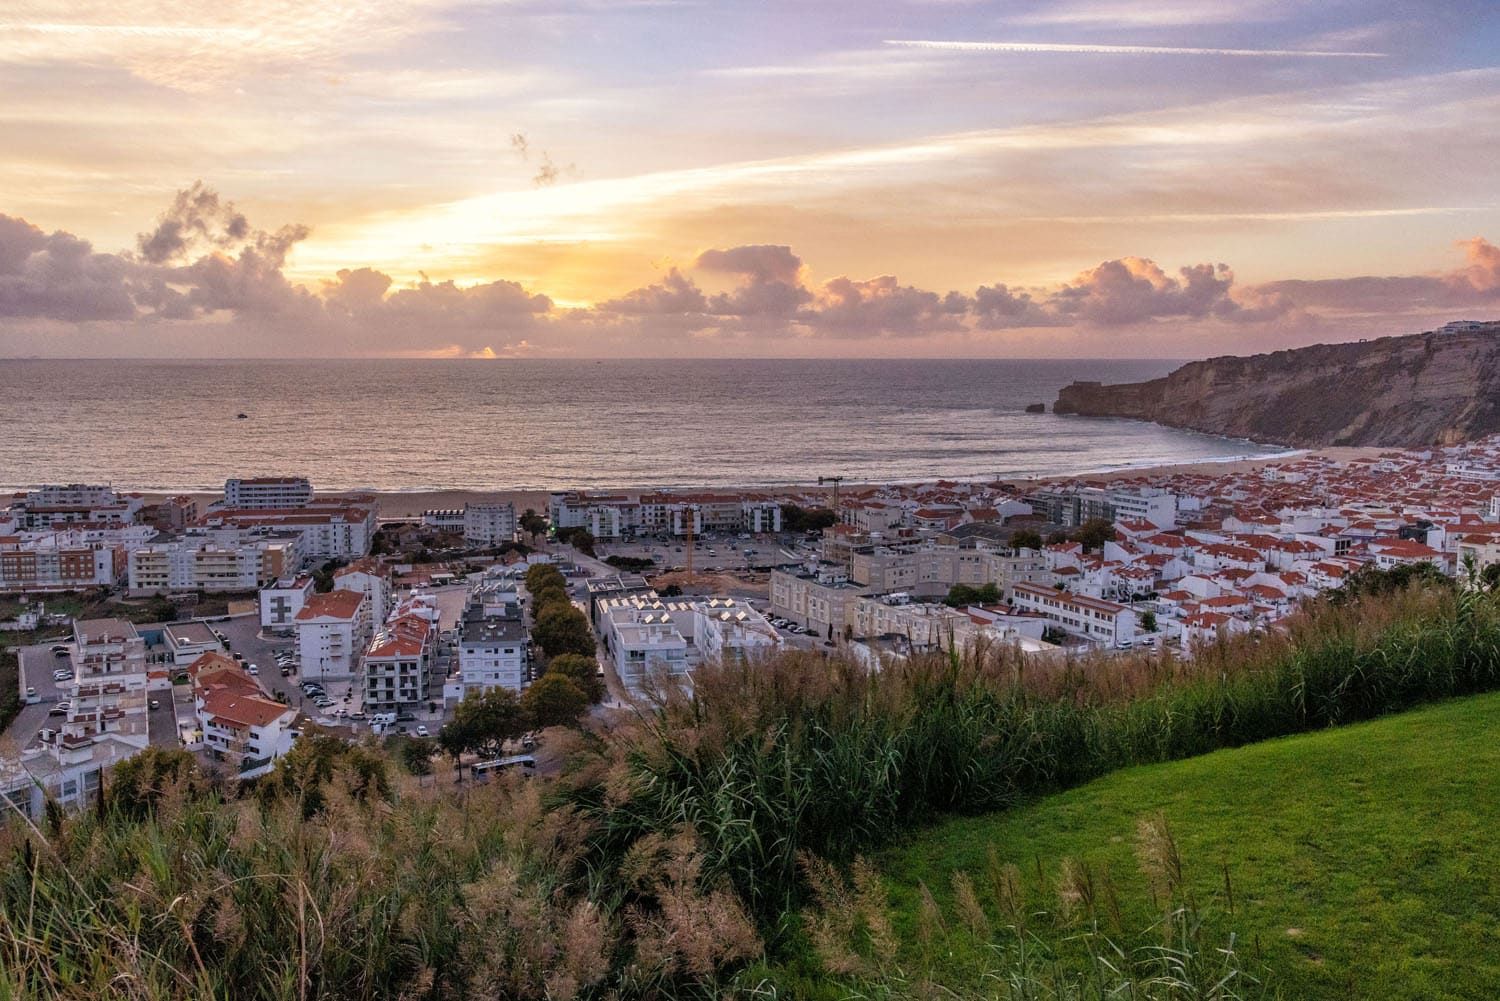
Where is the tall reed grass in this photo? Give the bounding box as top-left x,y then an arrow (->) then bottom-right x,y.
1,575 -> 1494,998
572,580 -> 1500,925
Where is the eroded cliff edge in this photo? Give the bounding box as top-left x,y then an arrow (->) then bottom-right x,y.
1053,323 -> 1500,447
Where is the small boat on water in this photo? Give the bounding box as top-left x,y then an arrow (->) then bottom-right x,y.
236,413 -> 249,419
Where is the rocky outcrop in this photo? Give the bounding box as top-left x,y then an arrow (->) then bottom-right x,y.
1053,322 -> 1500,447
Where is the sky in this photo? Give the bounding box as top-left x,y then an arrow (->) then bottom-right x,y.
2,0 -> 1500,359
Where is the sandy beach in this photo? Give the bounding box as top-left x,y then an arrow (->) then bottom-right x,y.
132,447 -> 1391,521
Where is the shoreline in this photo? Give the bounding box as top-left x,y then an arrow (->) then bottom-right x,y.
112,445 -> 1389,521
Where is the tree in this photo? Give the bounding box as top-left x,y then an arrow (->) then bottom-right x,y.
519,508 -> 549,541
1010,529 -> 1043,552
529,582 -> 570,618
1046,530 -> 1069,545
1072,519 -> 1116,553
399,736 -> 435,776
556,527 -> 596,557
545,653 -> 605,703
782,504 -> 838,534
440,687 -> 529,760
521,673 -> 589,729
525,563 -> 566,593
943,582 -> 1001,608
533,604 -> 596,658
1140,609 -> 1158,633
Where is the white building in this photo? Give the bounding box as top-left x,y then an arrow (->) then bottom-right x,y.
294,588 -> 373,680
1109,488 -> 1178,529
1011,582 -> 1138,648
364,597 -> 438,713
38,618 -> 151,770
453,589 -> 530,697
188,653 -> 296,779
691,597 -> 781,663
464,503 -> 517,545
163,621 -> 225,666
223,477 -> 314,509
770,563 -> 869,640
333,559 -> 390,621
604,605 -> 689,696
7,484 -> 143,530
259,574 -> 316,633
200,498 -> 379,560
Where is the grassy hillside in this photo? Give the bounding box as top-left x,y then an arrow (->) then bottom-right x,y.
854,693 -> 1500,999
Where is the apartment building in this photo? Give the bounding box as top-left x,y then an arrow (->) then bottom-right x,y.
37,619 -> 151,773
453,584 -> 530,697
294,588 -> 373,680
1011,582 -> 1138,648
770,563 -> 869,640
0,538 -> 122,592
333,559 -> 390,620
464,503 -> 517,545
603,604 -> 689,696
126,536 -> 301,594
199,497 -> 379,559
6,484 -> 143,530
849,594 -> 974,652
364,596 -> 439,713
223,476 -> 314,509
691,597 -> 780,663
259,574 -> 316,633
550,491 -> 782,539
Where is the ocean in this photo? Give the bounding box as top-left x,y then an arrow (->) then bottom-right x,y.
0,358 -> 1286,492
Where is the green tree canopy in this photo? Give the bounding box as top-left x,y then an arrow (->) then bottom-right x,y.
521,673 -> 589,729
545,652 -> 605,703
525,562 -> 566,593
783,504 -> 838,534
1010,529 -> 1044,552
943,583 -> 1002,608
440,686 -> 529,760
1072,519 -> 1117,553
533,604 -> 596,658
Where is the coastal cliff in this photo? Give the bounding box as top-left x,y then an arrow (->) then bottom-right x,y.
1054,322 -> 1500,447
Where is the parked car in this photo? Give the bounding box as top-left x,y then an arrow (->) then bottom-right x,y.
52,669 -> 72,682
149,699 -> 160,710
23,687 -> 38,705
415,725 -> 429,737
51,645 -> 70,656
247,664 -> 258,675
48,702 -> 70,716
396,711 -> 417,723
314,697 -> 335,708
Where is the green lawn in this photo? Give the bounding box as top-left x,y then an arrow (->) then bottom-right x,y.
856,693 -> 1500,1000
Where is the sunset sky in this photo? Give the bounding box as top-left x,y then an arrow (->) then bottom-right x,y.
3,0 -> 1499,358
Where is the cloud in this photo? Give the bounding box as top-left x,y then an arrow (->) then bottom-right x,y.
802,276 -> 968,337
136,181 -> 249,264
694,244 -> 802,284
1049,258 -> 1241,325
0,214 -> 138,322
1,186 -> 1497,357
883,39 -> 1386,58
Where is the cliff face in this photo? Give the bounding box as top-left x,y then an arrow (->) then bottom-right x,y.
1053,324 -> 1500,447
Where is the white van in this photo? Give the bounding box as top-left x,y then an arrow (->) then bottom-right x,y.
371,712 -> 397,727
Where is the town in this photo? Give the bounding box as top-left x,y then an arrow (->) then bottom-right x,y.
7,437 -> 1500,819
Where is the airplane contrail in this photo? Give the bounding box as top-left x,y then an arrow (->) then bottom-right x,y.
885,39 -> 1386,59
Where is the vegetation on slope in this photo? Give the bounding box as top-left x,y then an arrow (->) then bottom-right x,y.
2,569 -> 1499,998
806,691 -> 1500,1000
